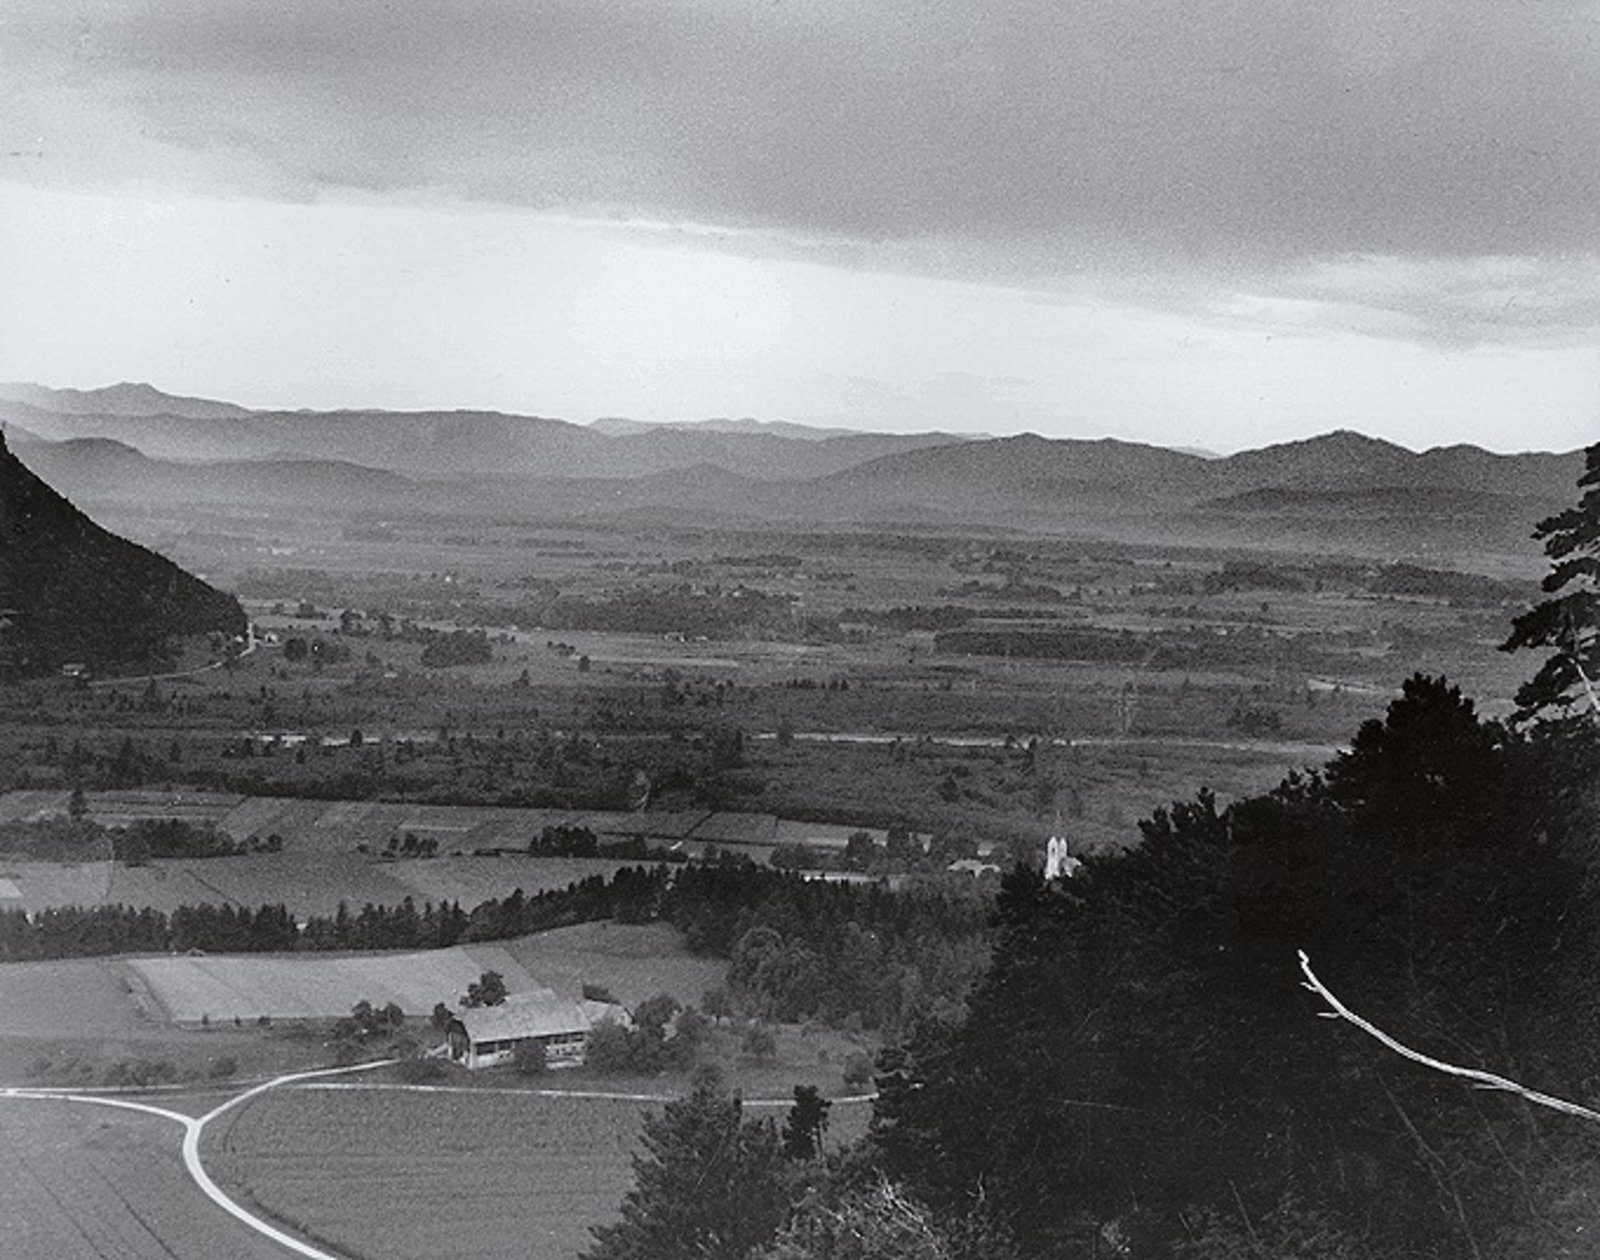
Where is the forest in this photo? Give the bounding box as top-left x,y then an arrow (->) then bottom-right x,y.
582,444 -> 1600,1258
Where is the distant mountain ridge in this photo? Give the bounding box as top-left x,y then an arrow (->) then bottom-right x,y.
0,383 -> 1581,567
0,428 -> 246,676
8,432 -> 420,511
0,381 -> 253,421
591,416 -> 867,441
0,385 -> 961,481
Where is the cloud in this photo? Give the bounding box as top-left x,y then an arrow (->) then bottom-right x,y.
1270,255 -> 1600,345
4,0 -> 1597,269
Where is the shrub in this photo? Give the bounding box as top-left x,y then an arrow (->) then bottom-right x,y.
208,1056 -> 239,1080
672,1006 -> 712,1065
586,1019 -> 635,1074
102,1058 -> 178,1088
743,1022 -> 778,1062
842,1051 -> 874,1092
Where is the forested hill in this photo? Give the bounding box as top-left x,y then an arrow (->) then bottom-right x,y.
0,428 -> 246,676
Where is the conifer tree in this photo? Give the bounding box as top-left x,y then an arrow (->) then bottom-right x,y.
1503,441 -> 1600,722
586,1070 -> 791,1260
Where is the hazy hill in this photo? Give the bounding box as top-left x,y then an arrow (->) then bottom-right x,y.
0,402 -> 599,476
821,433 -> 1214,502
10,434 -> 420,511
0,384 -> 961,481
829,428 -> 1583,507
591,416 -> 857,440
0,430 -> 247,676
1202,430 -> 1582,500
0,381 -> 253,421
603,426 -> 964,480
0,383 -> 1581,566
1204,430 -> 1418,494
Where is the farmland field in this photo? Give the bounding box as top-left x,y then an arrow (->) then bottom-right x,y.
205,1085 -> 646,1260
498,920 -> 728,1008
0,843 -> 634,919
205,1081 -> 873,1260
0,955 -> 342,1085
0,1099 -> 286,1259
130,942 -> 543,1024
0,957 -> 149,1038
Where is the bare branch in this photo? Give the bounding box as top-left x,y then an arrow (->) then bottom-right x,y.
1562,606 -> 1600,719
1570,643 -> 1600,719
1297,950 -> 1600,1126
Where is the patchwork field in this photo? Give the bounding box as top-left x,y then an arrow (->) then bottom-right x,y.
0,789 -> 881,862
0,955 -> 345,1086
382,855 -> 633,910
0,922 -> 726,1037
0,848 -> 634,918
206,1087 -> 642,1260
205,1082 -> 871,1260
0,859 -> 118,912
498,920 -> 728,1008
130,942 -> 543,1024
0,1100 -> 286,1259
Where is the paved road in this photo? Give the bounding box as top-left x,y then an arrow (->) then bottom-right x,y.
2,1057 -> 391,1260
2,1065 -> 875,1258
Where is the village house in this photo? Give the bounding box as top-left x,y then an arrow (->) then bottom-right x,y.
445,991 -> 629,1070
946,858 -> 1002,878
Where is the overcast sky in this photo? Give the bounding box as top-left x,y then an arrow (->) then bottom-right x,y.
2,0 -> 1596,452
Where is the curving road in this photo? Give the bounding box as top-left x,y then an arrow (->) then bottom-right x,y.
2,1064 -> 875,1258
2,1057 -> 392,1260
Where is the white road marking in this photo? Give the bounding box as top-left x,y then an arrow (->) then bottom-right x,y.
2,1059 -> 873,1255
2,1057 -> 393,1260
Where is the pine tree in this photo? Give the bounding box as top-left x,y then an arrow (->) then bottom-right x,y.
586,1071 -> 792,1260
1503,441 -> 1600,722
781,1085 -> 831,1161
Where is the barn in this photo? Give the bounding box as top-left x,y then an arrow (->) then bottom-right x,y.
445,992 -> 628,1070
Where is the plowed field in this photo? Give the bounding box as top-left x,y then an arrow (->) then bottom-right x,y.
0,1100 -> 285,1259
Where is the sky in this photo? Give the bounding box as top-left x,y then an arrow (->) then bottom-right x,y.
1,0 -> 1596,454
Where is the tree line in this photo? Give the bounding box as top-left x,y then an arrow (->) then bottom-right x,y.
0,861 -> 987,1031
583,441 -> 1600,1260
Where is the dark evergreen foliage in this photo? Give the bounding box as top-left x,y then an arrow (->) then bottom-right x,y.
1503,440 -> 1600,721
586,1071 -> 794,1260
870,676 -> 1600,1257
782,1085 -> 831,1161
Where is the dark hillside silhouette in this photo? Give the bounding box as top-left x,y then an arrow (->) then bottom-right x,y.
0,428 -> 245,676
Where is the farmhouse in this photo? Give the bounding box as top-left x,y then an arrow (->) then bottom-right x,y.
446,992 -> 629,1070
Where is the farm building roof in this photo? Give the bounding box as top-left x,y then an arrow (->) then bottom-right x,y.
455,992 -> 627,1043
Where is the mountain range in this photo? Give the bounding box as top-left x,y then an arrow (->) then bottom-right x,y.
0,383 -> 1582,564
